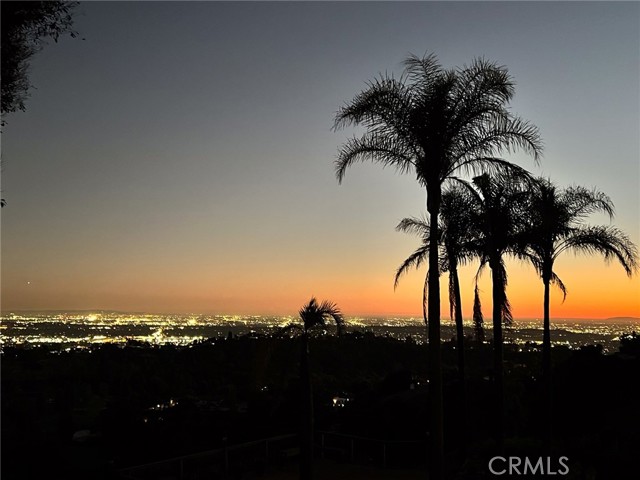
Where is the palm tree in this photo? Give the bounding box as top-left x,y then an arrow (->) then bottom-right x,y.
297,297 -> 344,480
467,172 -> 531,445
523,178 -> 638,444
395,186 -> 477,384
334,53 -> 542,479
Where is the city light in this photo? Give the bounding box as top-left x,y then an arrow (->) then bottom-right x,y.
1,312 -> 635,352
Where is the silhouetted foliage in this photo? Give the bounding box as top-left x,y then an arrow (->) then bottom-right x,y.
299,297 -> 344,335
395,185 -> 478,385
522,177 -> 638,446
465,172 -> 533,445
523,178 -> 637,372
297,297 -> 343,480
1,1 -> 79,122
472,285 -> 485,342
334,52 -> 542,480
618,331 -> 640,357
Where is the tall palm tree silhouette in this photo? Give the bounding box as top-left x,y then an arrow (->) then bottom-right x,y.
297,297 -> 344,480
334,53 -> 542,479
523,178 -> 638,445
467,172 -> 531,446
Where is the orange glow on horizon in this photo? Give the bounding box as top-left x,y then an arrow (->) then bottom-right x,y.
3,260 -> 637,321
2,238 -> 638,319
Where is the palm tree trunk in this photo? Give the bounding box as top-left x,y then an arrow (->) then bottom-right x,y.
542,276 -> 552,450
490,260 -> 504,449
427,202 -> 444,480
452,267 -> 467,455
542,277 -> 551,378
423,274 -> 428,329
542,278 -> 551,377
300,333 -> 313,480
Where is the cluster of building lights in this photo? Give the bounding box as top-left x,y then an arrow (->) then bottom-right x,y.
1,312 -> 634,351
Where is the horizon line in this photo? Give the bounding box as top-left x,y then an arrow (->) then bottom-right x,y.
2,309 -> 638,323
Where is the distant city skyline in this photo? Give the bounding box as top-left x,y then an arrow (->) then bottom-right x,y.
2,1 -> 638,318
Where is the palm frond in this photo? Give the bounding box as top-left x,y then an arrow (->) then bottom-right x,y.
495,261 -> 513,326
447,156 -> 532,183
395,203 -> 469,292
335,132 -> 415,183
448,270 -> 456,321
473,258 -> 489,284
451,114 -> 543,167
457,57 -> 514,104
557,225 -> 638,276
394,244 -> 429,289
319,299 -> 345,334
299,297 -> 344,333
402,52 -> 443,86
396,216 -> 431,238
521,250 -> 545,278
550,271 -> 567,302
473,284 -> 485,342
333,74 -> 409,131
562,186 -> 615,220
501,296 -> 513,327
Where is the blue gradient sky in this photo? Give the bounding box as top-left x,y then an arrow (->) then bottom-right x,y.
2,1 -> 638,317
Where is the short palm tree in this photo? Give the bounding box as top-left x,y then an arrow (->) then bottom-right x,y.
334,53 -> 542,479
297,298 -> 344,480
523,178 -> 638,443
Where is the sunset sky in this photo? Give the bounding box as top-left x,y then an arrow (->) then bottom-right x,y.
2,1 -> 638,319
